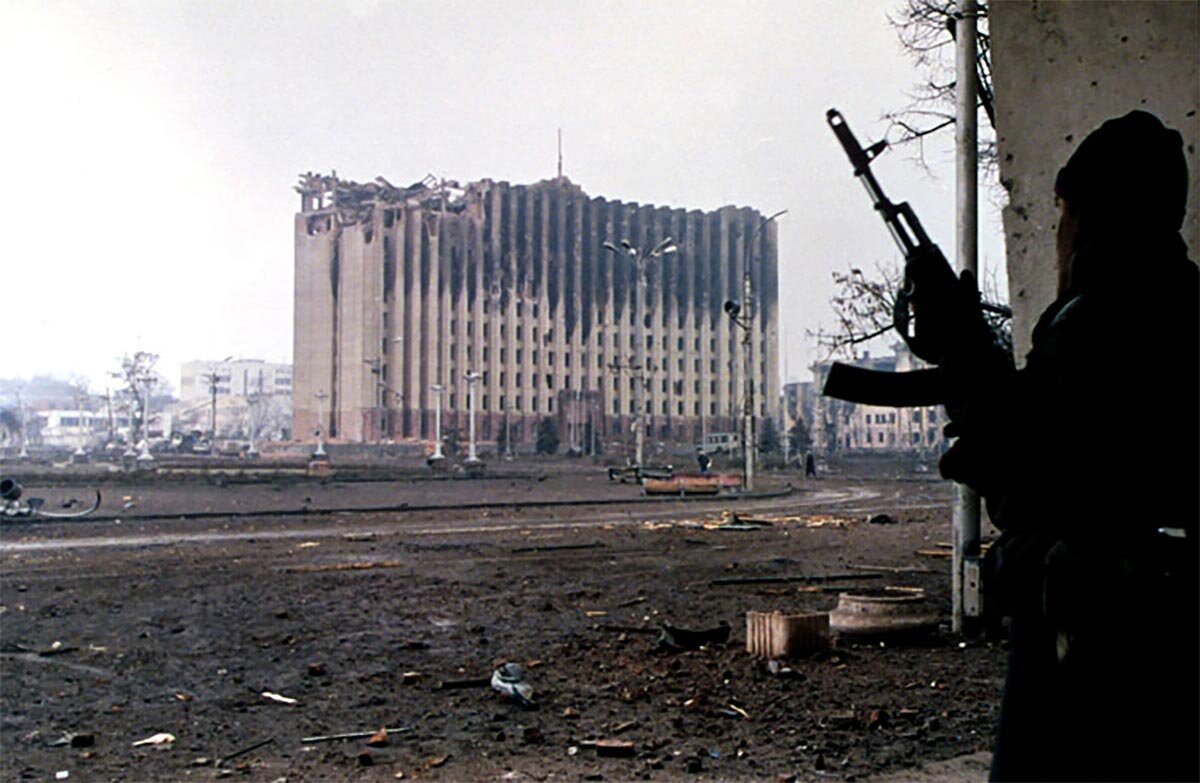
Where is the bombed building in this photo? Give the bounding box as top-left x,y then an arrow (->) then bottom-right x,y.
292,172 -> 779,454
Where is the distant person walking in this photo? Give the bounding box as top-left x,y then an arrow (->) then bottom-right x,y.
804,452 -> 817,479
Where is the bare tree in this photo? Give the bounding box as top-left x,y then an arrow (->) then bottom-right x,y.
884,0 -> 995,172
812,263 -> 905,360
110,352 -> 164,445
812,260 -> 1011,361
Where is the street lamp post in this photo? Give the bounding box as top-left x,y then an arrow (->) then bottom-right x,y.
313,389 -> 328,458
246,392 -> 261,459
603,237 -> 676,467
364,357 -> 386,449
429,383 -> 444,462
724,210 -> 786,493
16,391 -> 29,461
503,402 -> 513,460
464,370 -> 481,464
136,374 -> 155,463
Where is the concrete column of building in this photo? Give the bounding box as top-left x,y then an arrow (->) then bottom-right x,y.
292,212 -> 336,445
405,208 -> 425,439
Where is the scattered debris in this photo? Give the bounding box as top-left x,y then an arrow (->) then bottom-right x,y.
511,543 -> 604,554
492,663 -> 536,707
611,720 -> 638,735
595,739 -> 636,758
401,671 -> 422,685
847,564 -> 934,575
306,662 -> 327,677
829,587 -> 940,637
746,611 -> 830,658
826,710 -> 858,729
49,733 -> 95,748
659,621 -> 731,651
717,510 -> 774,529
766,659 -> 805,679
132,733 -> 176,747
366,728 -> 390,747
261,691 -> 298,705
423,754 -> 450,769
287,560 -> 403,573
216,737 -> 274,767
617,596 -> 647,608
595,624 -> 658,635
726,703 -> 752,720
437,676 -> 491,690
712,573 -> 883,587
300,727 -> 409,744
55,771 -> 68,781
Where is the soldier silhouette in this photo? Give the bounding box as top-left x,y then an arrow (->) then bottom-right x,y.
930,111 -> 1198,782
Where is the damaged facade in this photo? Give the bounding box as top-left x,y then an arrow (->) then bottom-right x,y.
292,172 -> 780,452
803,344 -> 947,458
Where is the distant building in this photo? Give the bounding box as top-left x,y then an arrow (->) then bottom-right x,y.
807,344 -> 947,457
291,173 -> 780,451
180,359 -> 292,403
36,409 -> 142,448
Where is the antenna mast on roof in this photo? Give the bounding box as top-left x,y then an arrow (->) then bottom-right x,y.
557,128 -> 563,181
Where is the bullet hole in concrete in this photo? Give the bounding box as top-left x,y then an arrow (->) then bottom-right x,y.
1064,135 -> 1074,143
1120,35 -> 1129,43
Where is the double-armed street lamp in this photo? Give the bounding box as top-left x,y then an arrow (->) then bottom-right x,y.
602,237 -> 677,467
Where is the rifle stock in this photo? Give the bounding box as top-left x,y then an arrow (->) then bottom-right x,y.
822,363 -> 945,408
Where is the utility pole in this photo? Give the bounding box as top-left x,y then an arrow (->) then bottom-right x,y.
953,0 -> 982,636
724,210 -> 786,493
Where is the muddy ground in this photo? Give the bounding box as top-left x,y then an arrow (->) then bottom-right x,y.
0,462 -> 1006,782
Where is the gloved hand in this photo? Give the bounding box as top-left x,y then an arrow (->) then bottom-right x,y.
938,434 -> 989,491
894,244 -> 992,367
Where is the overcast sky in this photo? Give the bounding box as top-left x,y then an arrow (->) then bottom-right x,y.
1,0 -> 1005,396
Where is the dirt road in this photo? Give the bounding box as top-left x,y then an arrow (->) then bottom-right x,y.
1,468 -> 1003,782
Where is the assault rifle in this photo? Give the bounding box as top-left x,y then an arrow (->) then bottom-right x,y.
821,108 -> 1009,407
